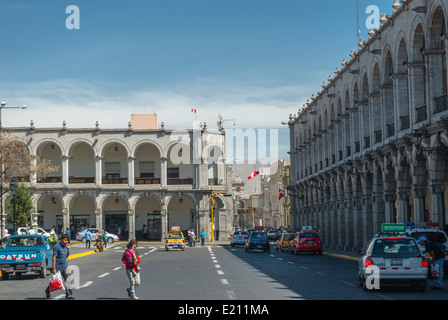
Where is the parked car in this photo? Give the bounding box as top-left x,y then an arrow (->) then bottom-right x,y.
290,231 -> 323,255
17,227 -> 51,238
357,231 -> 427,291
275,233 -> 295,252
231,230 -> 249,247
267,230 -> 277,241
245,231 -> 270,253
76,228 -> 119,244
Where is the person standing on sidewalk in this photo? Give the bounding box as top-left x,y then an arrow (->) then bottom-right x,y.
199,229 -> 206,246
122,239 -> 141,300
45,234 -> 74,300
85,229 -> 92,249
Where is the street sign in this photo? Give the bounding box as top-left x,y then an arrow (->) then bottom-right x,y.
381,223 -> 406,233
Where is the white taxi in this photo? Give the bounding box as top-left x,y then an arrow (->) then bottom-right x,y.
357,223 -> 428,292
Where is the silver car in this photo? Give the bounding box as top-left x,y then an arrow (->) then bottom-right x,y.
76,228 -> 119,244
357,235 -> 427,291
231,230 -> 249,247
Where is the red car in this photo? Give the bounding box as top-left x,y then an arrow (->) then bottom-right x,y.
290,231 -> 323,255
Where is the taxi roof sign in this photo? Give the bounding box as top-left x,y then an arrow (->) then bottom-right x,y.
171,226 -> 180,231
381,223 -> 406,233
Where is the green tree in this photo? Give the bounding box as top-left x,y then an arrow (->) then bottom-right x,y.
7,182 -> 34,228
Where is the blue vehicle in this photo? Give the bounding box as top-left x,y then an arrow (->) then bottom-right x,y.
245,231 -> 270,253
0,234 -> 54,280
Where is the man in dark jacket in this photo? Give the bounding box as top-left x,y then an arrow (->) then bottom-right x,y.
418,236 -> 445,289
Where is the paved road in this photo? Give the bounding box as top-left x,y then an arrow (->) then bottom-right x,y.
1,242 -> 447,301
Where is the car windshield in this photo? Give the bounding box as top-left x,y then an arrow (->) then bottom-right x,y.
251,232 -> 267,239
234,231 -> 248,236
300,233 -> 318,238
8,236 -> 44,247
371,239 -> 421,258
283,234 -> 295,241
410,231 -> 447,244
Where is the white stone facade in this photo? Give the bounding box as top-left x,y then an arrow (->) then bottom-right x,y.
287,0 -> 448,251
3,123 -> 233,241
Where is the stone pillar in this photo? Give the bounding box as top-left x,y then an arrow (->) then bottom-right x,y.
61,156 -> 69,186
430,183 -> 446,228
352,195 -> 363,252
336,181 -> 345,250
372,189 -> 385,235
383,191 -> 396,223
397,187 -> 410,222
361,174 -> 373,247
128,209 -> 135,240
330,183 -> 338,249
344,190 -> 353,251
95,156 -> 103,187
412,186 -> 426,223
127,157 -> 135,188
95,208 -> 102,230
160,157 -> 167,187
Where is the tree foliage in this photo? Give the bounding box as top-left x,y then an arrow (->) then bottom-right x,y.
7,182 -> 34,227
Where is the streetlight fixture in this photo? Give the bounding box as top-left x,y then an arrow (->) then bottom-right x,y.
0,102 -> 28,129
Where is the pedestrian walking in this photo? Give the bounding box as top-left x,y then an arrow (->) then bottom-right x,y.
187,229 -> 191,246
117,226 -> 122,241
85,228 -> 92,249
102,230 -> 107,249
190,230 -> 196,247
200,229 -> 206,246
418,236 -> 445,289
122,239 -> 141,300
45,234 -> 74,300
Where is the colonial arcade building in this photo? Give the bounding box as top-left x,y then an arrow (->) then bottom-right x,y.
3,118 -> 233,241
287,0 -> 447,251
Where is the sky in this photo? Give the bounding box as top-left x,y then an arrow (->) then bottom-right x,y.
0,0 -> 395,161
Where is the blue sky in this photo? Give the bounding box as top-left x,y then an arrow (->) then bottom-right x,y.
0,0 -> 395,160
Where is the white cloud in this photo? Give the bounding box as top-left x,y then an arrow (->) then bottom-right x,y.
0,78 -> 316,131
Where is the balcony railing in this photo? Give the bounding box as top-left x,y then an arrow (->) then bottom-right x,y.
102,177 -> 128,184
38,176 -> 62,183
135,177 -> 161,185
167,178 -> 193,185
434,94 -> 448,114
69,176 -> 95,184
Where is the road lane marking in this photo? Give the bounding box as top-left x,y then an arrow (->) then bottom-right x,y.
80,281 -> 93,288
287,261 -> 294,264
113,267 -> 121,271
98,273 -> 110,278
339,280 -> 357,287
221,279 -> 229,285
316,272 -> 326,276
300,266 -> 309,270
217,270 -> 224,275
226,290 -> 236,300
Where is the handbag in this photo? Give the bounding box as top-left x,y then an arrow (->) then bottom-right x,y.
431,263 -> 440,278
49,271 -> 65,292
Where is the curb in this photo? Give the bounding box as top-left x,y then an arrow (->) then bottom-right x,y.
323,252 -> 360,262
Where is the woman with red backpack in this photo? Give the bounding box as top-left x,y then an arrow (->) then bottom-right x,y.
122,239 -> 141,300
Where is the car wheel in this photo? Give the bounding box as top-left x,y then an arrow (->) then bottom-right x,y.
39,262 -> 47,278
107,237 -> 114,244
81,237 -> 86,243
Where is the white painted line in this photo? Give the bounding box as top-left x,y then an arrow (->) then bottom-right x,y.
215,264 -> 221,269
225,290 -> 236,300
277,258 -> 283,261
316,272 -> 326,276
98,273 -> 110,278
221,279 -> 229,285
113,267 -> 121,271
300,266 -> 309,270
217,270 -> 224,275
287,261 -> 294,265
80,281 -> 93,288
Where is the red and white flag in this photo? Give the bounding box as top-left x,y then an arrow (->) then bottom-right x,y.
191,108 -> 197,113
278,189 -> 285,200
248,168 -> 263,180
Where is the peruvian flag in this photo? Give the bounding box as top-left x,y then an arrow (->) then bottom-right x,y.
248,168 -> 263,180
278,189 -> 285,200
191,108 -> 197,113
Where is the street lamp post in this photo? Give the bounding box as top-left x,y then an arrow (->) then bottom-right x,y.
0,101 -> 28,129
10,178 -> 18,235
